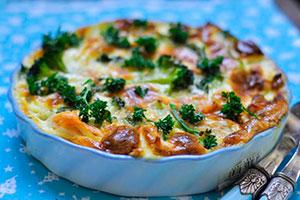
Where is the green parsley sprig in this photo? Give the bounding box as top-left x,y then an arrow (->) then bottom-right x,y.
154,114 -> 175,140
134,86 -> 149,98
179,104 -> 205,124
198,129 -> 218,149
102,77 -> 126,93
221,91 -> 257,121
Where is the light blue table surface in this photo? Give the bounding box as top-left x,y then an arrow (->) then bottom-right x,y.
1,0 -> 300,199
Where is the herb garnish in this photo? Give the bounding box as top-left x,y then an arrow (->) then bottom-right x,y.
179,104 -> 205,124
134,86 -> 149,98
136,36 -> 158,54
169,23 -> 188,44
131,106 -> 147,123
26,73 -> 112,125
102,26 -> 130,48
199,129 -> 218,149
102,77 -> 126,93
221,91 -> 257,121
123,48 -> 155,70
76,79 -> 98,122
154,114 -> 175,140
89,99 -> 112,125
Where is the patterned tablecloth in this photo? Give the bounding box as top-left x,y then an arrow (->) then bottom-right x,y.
1,0 -> 300,199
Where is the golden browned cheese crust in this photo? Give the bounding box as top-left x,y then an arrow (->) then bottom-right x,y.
14,20 -> 288,158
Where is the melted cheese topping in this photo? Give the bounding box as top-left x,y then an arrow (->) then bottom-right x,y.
14,20 -> 288,158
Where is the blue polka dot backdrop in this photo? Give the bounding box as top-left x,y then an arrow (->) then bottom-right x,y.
1,0 -> 300,199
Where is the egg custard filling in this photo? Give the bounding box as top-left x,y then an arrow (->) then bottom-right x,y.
14,20 -> 288,158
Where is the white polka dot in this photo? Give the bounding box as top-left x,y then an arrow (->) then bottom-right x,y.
0,54 -> 3,63
0,26 -> 10,35
260,0 -> 272,8
262,46 -> 273,54
287,72 -> 300,84
288,27 -> 298,37
5,101 -> 12,113
201,4 -> 213,13
245,7 -> 258,17
73,15 -> 85,23
30,40 -> 41,50
63,24 -> 75,31
0,87 -> 7,95
4,63 -> 17,71
28,7 -> 45,17
129,11 -> 144,19
26,25 -> 40,34
44,18 -> 56,26
279,52 -> 294,60
264,28 -> 280,38
3,77 -> 10,84
292,39 -> 300,48
162,13 -> 177,21
241,20 -> 256,30
244,35 -> 261,44
271,15 -> 285,24
11,35 -> 26,45
9,17 -> 22,26
145,1 -> 161,12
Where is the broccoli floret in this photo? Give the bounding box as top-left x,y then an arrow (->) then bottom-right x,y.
171,65 -> 194,90
197,56 -> 223,76
157,55 -> 176,68
102,77 -> 126,93
169,103 -> 200,135
169,23 -> 188,44
102,26 -> 130,48
135,36 -> 158,54
41,29 -> 81,72
123,48 -> 155,70
196,55 -> 224,92
150,65 -> 194,91
26,30 -> 81,94
133,19 -> 148,27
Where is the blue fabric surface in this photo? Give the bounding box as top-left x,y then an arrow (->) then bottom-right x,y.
0,0 -> 300,199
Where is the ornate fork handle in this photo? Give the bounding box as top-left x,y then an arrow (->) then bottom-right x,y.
221,166 -> 270,200
259,173 -> 295,200
238,166 -> 270,199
